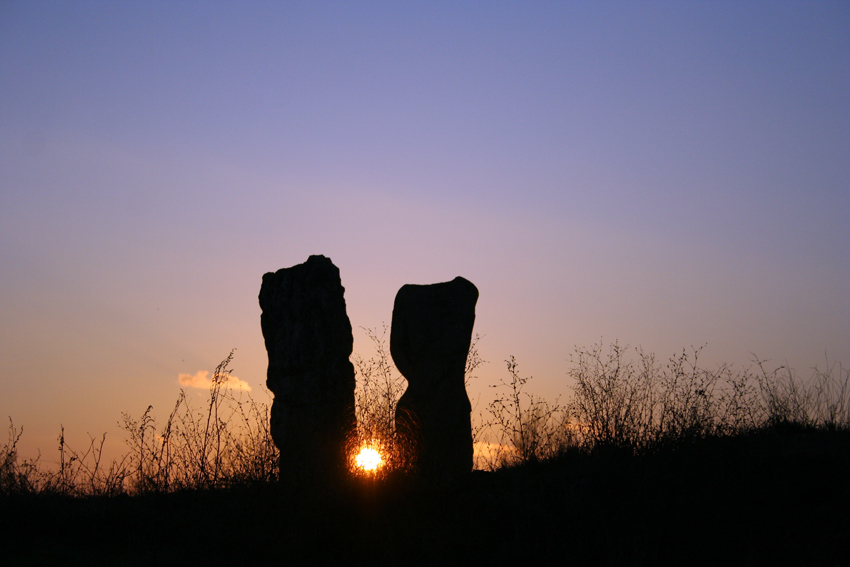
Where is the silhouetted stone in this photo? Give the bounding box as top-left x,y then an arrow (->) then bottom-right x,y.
391,277 -> 478,479
259,255 -> 356,483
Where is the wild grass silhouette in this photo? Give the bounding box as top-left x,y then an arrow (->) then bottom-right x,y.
2,336 -> 849,565
1,350 -> 277,496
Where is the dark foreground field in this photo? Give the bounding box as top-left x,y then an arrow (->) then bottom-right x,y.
2,425 -> 848,567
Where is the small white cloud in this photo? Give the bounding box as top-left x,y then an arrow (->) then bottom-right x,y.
178,370 -> 210,389
178,370 -> 252,391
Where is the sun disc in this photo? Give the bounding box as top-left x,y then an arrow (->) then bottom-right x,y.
355,447 -> 383,472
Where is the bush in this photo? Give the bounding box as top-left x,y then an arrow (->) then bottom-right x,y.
478,356 -> 568,468
3,339 -> 848,496
567,342 -> 850,454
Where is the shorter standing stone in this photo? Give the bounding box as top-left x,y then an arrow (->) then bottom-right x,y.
391,277 -> 478,479
259,255 -> 356,484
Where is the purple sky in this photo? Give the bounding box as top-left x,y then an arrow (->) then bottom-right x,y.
2,1 -> 848,460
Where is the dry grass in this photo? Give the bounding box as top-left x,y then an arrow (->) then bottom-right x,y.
1,350 -> 277,496
3,339 -> 848,567
350,326 -> 484,476
119,350 -> 278,492
350,326 -> 406,475
566,342 -> 850,453
2,338 -> 848,496
473,342 -> 850,468
476,356 -> 569,469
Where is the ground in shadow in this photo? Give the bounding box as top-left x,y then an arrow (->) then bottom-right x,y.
2,424 -> 847,566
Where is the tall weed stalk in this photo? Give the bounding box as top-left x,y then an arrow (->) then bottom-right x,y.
120,350 -> 278,492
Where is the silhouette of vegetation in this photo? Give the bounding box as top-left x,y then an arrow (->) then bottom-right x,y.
478,356 -> 568,468
1,350 -> 277,496
567,342 -> 850,452
1,419 -> 129,497
119,350 -> 278,492
351,326 -> 484,476
2,340 -> 849,493
2,340 -> 849,564
350,326 -> 405,475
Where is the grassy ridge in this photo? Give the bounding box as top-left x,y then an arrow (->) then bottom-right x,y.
2,339 -> 849,564
2,425 -> 847,565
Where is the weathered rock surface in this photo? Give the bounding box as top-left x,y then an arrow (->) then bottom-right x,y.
259,255 -> 356,483
391,276 -> 478,479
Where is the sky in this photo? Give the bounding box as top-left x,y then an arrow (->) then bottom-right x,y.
1,1 -> 848,463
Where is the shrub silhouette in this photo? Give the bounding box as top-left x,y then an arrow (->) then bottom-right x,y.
478,356 -> 567,468
2,340 -> 849,566
2,340 -> 848,495
119,350 -> 278,492
567,342 -> 850,452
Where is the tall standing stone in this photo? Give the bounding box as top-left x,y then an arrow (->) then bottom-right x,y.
391,277 -> 478,479
259,255 -> 356,483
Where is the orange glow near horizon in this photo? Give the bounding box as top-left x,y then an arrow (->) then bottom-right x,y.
355,446 -> 384,473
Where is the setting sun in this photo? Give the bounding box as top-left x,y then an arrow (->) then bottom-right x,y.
355,447 -> 384,472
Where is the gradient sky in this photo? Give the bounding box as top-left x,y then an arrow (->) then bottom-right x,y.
2,1 -> 848,462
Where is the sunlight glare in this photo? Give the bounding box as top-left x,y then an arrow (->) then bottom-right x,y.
355,446 -> 384,472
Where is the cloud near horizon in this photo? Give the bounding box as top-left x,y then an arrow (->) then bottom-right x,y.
178,370 -> 252,392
